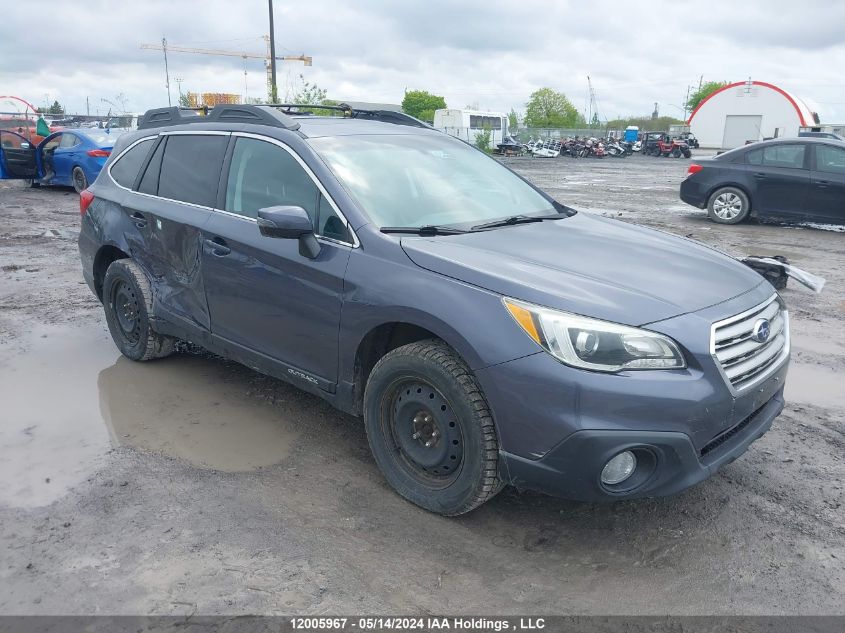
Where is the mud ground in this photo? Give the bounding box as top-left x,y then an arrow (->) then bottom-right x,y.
0,153 -> 843,616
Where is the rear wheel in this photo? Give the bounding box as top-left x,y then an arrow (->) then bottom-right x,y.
672,148 -> 681,158
102,259 -> 176,361
72,166 -> 87,193
707,187 -> 750,224
363,339 -> 503,515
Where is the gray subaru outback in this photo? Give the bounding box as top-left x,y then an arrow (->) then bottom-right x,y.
77,103 -> 789,515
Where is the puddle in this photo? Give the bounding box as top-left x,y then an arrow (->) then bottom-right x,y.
0,324 -> 300,509
785,363 -> 845,410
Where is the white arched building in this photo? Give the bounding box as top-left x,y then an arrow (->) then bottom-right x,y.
687,81 -> 816,149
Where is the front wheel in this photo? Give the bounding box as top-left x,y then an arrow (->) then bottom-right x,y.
363,340 -> 503,515
707,187 -> 750,224
103,259 -> 176,361
72,166 -> 88,193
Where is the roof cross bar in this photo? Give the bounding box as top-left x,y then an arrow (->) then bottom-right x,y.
266,103 -> 432,128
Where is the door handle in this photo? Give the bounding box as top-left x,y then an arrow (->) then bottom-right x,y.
816,180 -> 829,188
130,212 -> 147,228
753,172 -> 766,179
204,237 -> 231,256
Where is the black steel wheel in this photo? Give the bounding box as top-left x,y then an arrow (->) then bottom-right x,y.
385,379 -> 465,485
363,339 -> 503,515
111,279 -> 142,346
102,259 -> 176,361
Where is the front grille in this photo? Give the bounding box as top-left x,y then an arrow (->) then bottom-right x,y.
711,295 -> 789,392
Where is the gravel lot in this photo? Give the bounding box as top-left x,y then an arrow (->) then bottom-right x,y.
0,153 -> 843,616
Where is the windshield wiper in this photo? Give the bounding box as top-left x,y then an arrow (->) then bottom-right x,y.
380,225 -> 467,236
470,214 -> 563,231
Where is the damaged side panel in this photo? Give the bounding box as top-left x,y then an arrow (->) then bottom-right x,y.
117,190 -> 213,331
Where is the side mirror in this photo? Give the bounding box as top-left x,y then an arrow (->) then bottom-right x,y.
257,205 -> 321,259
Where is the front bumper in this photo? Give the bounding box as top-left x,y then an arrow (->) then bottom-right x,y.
499,386 -> 784,501
474,284 -> 788,501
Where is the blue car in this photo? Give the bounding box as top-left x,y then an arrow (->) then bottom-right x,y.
0,127 -> 126,192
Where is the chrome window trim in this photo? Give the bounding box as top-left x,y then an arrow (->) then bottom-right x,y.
109,131 -> 359,248
106,135 -> 158,191
709,293 -> 790,395
229,131 -> 359,247
160,130 -> 232,136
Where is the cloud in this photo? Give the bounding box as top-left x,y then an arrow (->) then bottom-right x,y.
1,0 -> 843,122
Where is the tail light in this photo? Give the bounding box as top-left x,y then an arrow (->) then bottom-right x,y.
87,149 -> 111,157
79,190 -> 95,215
687,164 -> 704,176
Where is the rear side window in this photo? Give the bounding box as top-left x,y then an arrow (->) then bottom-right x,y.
158,134 -> 229,207
59,133 -> 80,148
746,144 -> 806,169
110,138 -> 155,188
815,144 -> 845,174
136,138 -> 166,195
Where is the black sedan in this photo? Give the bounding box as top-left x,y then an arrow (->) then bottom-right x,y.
680,138 -> 845,225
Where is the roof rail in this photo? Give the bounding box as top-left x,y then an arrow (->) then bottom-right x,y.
137,104 -> 301,131
138,103 -> 432,131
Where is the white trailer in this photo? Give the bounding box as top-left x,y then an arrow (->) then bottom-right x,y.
433,109 -> 508,149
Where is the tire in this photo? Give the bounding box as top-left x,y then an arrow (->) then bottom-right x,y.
683,149 -> 692,158
363,339 -> 503,515
72,166 -> 87,193
672,148 -> 681,158
102,259 -> 176,361
707,187 -> 751,224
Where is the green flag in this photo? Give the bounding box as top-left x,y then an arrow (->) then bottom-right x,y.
36,116 -> 50,137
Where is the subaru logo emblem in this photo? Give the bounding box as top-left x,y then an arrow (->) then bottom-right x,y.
752,318 -> 771,343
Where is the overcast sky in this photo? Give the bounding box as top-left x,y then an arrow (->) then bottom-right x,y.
2,0 -> 844,122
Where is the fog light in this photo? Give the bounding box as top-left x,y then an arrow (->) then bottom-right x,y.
601,451 -> 637,485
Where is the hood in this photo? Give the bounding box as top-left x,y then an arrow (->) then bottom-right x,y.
400,213 -> 764,326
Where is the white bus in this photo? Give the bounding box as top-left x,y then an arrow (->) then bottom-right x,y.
433,108 -> 508,149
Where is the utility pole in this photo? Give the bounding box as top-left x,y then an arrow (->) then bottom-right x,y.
175,77 -> 184,103
162,37 -> 172,106
86,96 -> 90,116
268,0 -> 278,102
684,85 -> 691,121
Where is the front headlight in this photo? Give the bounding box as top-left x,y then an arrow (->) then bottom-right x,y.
503,298 -> 686,372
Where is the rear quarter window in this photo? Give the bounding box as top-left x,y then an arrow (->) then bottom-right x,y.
157,134 -> 229,207
109,138 -> 155,188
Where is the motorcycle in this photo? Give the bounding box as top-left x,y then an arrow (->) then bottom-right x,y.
604,138 -> 628,158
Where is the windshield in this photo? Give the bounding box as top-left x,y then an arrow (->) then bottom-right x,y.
308,133 -> 557,228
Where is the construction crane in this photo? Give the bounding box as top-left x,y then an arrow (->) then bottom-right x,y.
141,36 -> 312,102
